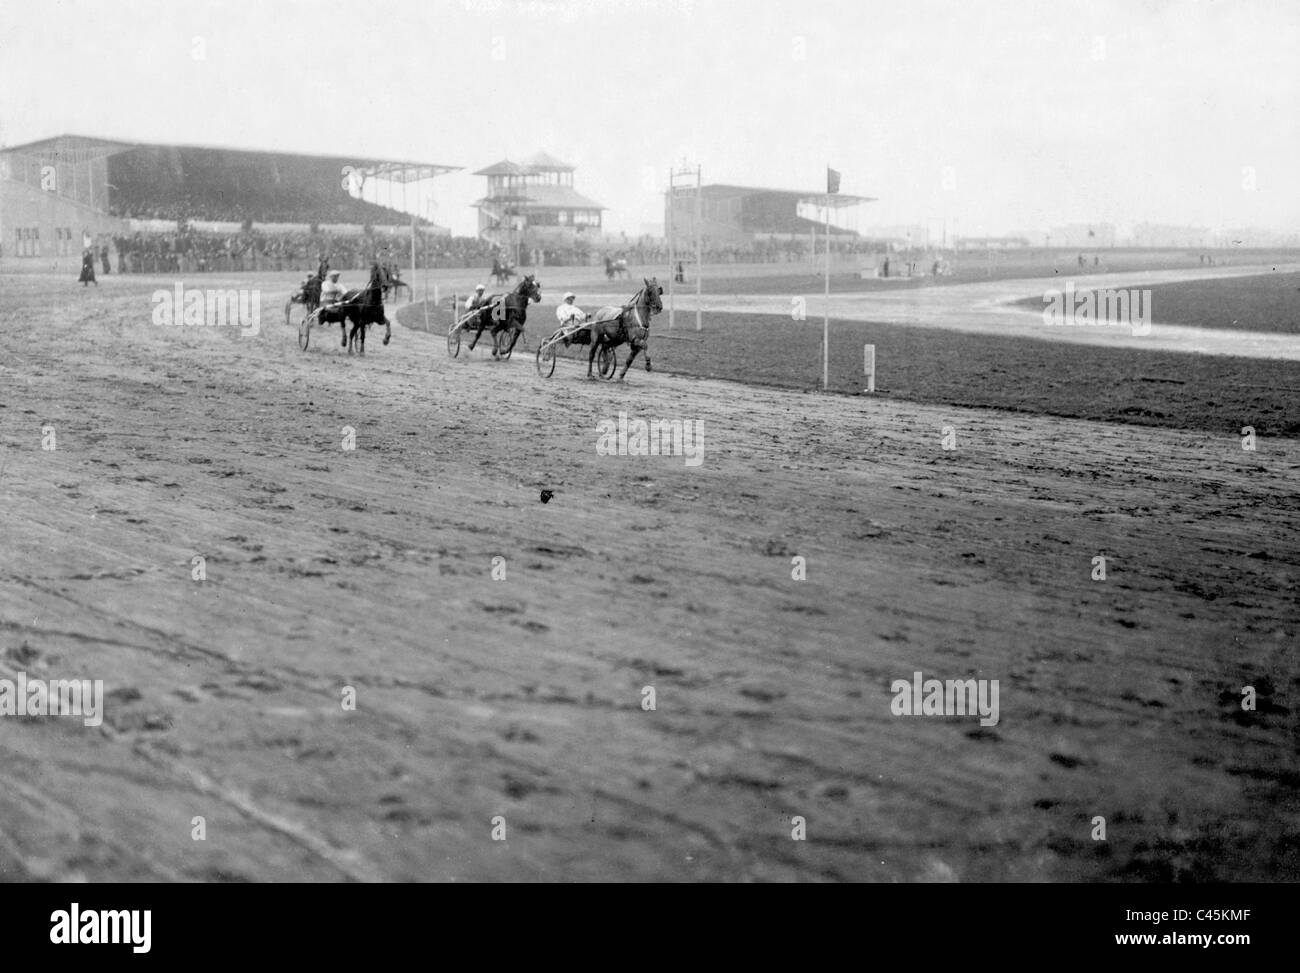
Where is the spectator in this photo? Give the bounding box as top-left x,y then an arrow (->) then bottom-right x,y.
78,248 -> 98,286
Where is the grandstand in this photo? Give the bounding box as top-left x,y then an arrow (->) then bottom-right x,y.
0,134 -> 458,267
664,184 -> 875,249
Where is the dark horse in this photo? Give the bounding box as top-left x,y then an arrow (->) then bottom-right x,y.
465,274 -> 542,359
314,267 -> 392,355
380,262 -> 412,303
587,278 -> 662,381
285,271 -> 323,326
491,257 -> 514,285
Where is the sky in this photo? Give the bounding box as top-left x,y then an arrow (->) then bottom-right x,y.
1,0 -> 1296,238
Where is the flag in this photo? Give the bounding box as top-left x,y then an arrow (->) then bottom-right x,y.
827,167 -> 841,195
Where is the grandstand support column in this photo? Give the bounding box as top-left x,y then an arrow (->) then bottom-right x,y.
410,214 -> 416,304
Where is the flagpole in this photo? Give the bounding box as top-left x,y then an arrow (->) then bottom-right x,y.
823,189 -> 830,391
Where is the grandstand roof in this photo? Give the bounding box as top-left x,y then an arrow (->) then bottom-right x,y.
0,134 -> 137,163
694,183 -> 877,205
0,134 -> 460,180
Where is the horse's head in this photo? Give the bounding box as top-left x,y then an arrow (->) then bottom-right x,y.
642,277 -> 663,315
518,274 -> 542,303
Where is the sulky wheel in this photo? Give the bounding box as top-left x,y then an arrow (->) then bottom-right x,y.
495,328 -> 516,361
298,314 -> 311,351
597,345 -> 618,380
447,323 -> 461,358
536,340 -> 557,378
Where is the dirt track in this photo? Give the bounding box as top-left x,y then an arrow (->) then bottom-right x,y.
1,270 -> 1297,882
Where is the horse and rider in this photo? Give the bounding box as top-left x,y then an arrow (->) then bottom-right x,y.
491,255 -> 515,285
462,275 -> 542,359
312,259 -> 393,354
584,278 -> 662,381
377,261 -> 410,302
286,267 -> 324,324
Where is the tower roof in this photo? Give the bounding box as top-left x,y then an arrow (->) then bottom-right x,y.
522,151 -> 574,172
473,159 -> 531,177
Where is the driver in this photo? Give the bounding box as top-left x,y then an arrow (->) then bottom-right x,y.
465,283 -> 488,314
556,292 -> 587,326
321,270 -> 347,307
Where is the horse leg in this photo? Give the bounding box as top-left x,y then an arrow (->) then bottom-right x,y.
619,344 -> 638,381
383,316 -> 391,346
587,338 -> 600,379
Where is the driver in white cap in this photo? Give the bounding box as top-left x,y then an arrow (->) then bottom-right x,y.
556,292 -> 587,326
320,269 -> 347,307
464,283 -> 488,314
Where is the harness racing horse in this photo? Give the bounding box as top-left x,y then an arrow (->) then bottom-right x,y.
380,263 -> 412,303
314,270 -> 392,355
285,272 -> 323,327
491,257 -> 515,285
587,278 -> 662,381
465,274 -> 542,359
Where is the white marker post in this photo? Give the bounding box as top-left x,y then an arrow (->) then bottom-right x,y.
864,344 -> 876,393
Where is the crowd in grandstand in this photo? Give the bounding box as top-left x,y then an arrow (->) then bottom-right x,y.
103,223 -> 887,274
109,227 -> 509,274
104,227 -> 877,274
